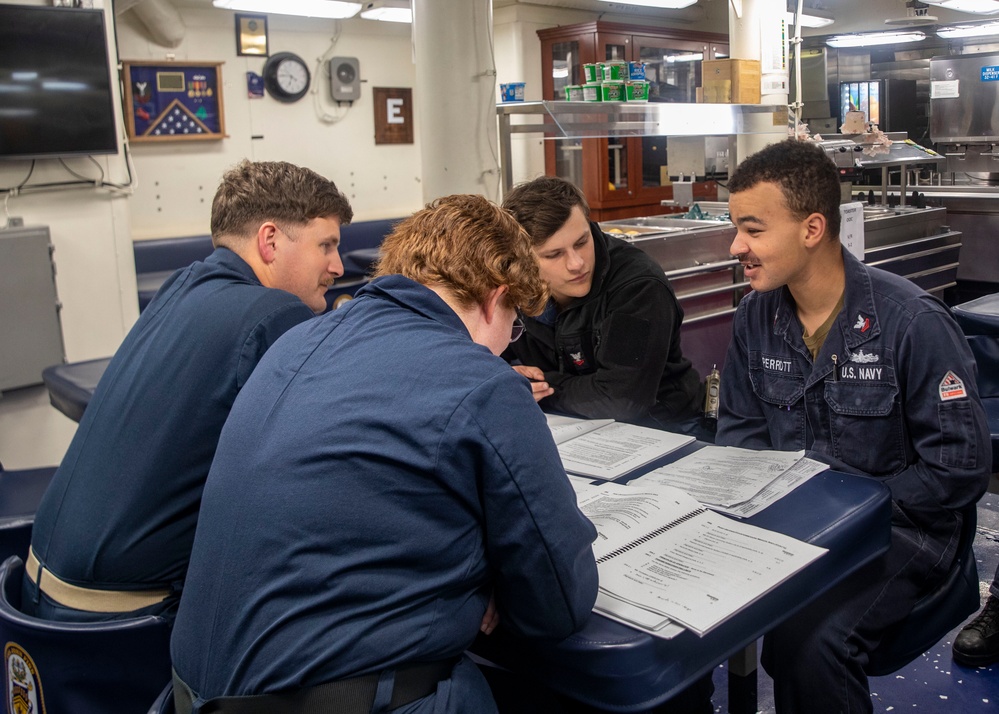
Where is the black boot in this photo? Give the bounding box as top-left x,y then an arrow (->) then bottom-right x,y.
953,594 -> 999,667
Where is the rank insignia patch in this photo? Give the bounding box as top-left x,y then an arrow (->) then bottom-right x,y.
6,642 -> 45,714
939,371 -> 967,401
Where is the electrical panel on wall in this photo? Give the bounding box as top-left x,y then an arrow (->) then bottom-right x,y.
330,57 -> 361,103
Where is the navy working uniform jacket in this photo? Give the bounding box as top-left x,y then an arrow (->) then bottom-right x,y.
30,249 -> 314,603
171,275 -> 599,710
717,246 -> 989,525
717,244 -> 990,713
504,223 -> 703,429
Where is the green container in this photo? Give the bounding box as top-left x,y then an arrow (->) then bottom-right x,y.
564,85 -> 584,101
582,83 -> 602,102
583,63 -> 601,83
600,80 -> 625,102
625,80 -> 650,102
602,61 -> 628,82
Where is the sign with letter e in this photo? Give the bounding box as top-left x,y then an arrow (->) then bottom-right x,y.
374,87 -> 414,145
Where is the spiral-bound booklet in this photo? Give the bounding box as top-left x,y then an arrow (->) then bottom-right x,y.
576,481 -> 826,636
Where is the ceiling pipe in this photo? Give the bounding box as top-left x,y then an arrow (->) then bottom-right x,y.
116,0 -> 186,49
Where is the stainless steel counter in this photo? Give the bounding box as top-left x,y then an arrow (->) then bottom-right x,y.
881,185 -> 999,285
861,206 -> 961,296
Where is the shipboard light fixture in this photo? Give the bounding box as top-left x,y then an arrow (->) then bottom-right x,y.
921,0 -> 999,13
826,30 -> 926,47
598,0 -> 700,10
360,0 -> 412,23
212,0 -> 362,19
937,19 -> 999,36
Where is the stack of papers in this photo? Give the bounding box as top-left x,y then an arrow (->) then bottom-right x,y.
576,481 -> 826,638
632,446 -> 828,518
546,414 -> 694,481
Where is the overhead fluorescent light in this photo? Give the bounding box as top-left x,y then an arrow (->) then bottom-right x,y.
922,0 -> 999,13
359,0 -> 411,23
937,20 -> 999,36
786,3 -> 835,28
211,0 -> 362,19
598,0 -> 700,10
826,30 -> 926,47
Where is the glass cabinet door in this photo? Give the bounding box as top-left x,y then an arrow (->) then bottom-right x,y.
598,33 -> 630,64
633,39 -> 729,194
554,139 -> 585,189
634,37 -> 709,104
607,140 -> 629,193
550,40 -> 581,101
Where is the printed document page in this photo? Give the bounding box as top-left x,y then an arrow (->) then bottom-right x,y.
712,457 -> 828,518
577,481 -> 697,560
636,446 -> 805,506
555,420 -> 694,480
594,591 -> 685,640
545,413 -> 615,445
577,481 -> 826,636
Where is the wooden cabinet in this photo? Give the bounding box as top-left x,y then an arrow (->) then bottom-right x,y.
538,22 -> 728,221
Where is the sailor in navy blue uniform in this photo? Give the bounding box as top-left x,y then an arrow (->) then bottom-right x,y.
26,160 -> 352,623
170,195 -> 598,713
718,140 -> 990,714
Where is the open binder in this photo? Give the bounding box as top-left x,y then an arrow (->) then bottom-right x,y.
576,481 -> 826,637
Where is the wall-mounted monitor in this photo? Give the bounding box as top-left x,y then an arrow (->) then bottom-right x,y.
0,5 -> 118,161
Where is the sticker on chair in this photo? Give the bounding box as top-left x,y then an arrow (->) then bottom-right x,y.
5,642 -> 45,714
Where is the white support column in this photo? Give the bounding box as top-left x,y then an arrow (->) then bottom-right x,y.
413,0 -> 501,203
729,0 -> 790,165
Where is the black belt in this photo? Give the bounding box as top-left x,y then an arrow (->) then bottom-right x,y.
173,658 -> 459,714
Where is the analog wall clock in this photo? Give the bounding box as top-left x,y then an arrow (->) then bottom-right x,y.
263,52 -> 310,103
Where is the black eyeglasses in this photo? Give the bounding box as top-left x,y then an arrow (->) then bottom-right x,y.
510,313 -> 526,343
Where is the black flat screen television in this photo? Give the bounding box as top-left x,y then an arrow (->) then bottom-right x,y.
0,5 -> 118,161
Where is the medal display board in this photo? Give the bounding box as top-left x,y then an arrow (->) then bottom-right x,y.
123,61 -> 226,143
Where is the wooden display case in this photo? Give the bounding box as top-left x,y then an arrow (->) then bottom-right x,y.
538,21 -> 728,220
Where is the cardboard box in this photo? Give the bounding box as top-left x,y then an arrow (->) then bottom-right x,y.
701,59 -> 761,104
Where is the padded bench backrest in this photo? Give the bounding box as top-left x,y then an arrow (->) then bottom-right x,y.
133,219 -> 399,275
133,235 -> 214,275
340,218 -> 399,252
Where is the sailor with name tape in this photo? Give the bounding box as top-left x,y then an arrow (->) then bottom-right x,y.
717,140 -> 990,714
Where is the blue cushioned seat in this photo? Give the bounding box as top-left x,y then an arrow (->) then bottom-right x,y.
137,270 -> 180,312
41,357 -> 111,423
339,218 -> 398,251
133,236 -> 214,313
866,503 -> 980,676
0,465 -> 56,563
0,555 -> 172,714
342,247 -> 381,276
952,295 -> 999,472
952,293 -> 999,337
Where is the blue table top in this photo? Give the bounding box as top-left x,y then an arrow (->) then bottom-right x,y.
953,293 -> 999,336
470,441 -> 892,712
